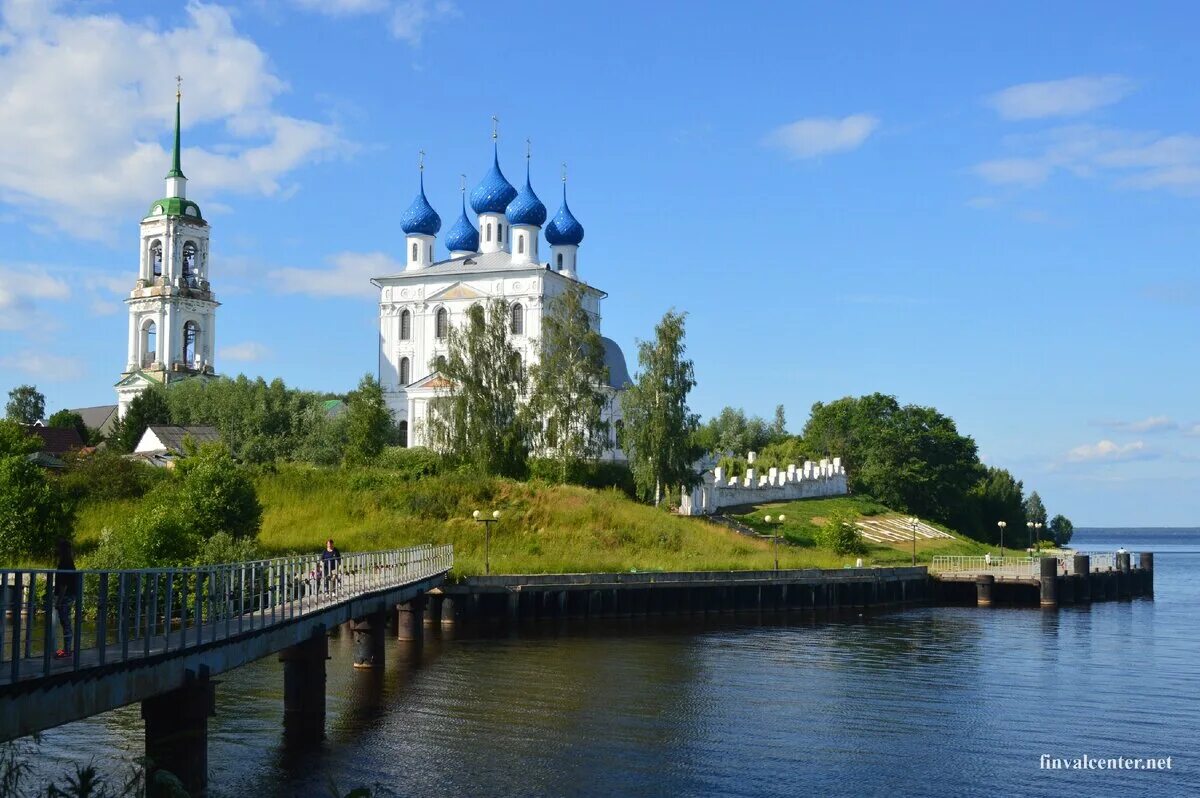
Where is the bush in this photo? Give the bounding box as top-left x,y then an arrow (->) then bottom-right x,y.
175,444 -> 262,541
194,531 -> 261,566
815,510 -> 866,555
89,500 -> 196,568
0,456 -> 74,563
374,446 -> 443,479
59,450 -> 165,503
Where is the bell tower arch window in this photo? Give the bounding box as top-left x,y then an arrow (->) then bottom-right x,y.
141,319 -> 157,367
182,241 -> 197,282
182,321 -> 200,367
150,241 -> 163,278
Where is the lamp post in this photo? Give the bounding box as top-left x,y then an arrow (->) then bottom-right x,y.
764,514 -> 786,571
473,509 -> 500,575
997,520 -> 1007,555
1027,520 -> 1034,551
909,516 -> 919,566
1035,521 -> 1043,549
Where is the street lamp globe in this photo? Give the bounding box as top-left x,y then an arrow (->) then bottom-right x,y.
779,514 -> 786,523
492,510 -> 501,520
764,515 -> 772,523
472,510 -> 481,520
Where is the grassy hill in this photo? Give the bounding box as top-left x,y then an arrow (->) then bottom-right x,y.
72,465 -> 986,576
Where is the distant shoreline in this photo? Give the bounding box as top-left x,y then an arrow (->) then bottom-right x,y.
1075,527 -> 1200,533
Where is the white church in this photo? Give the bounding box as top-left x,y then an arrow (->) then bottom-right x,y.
114,93 -> 629,457
371,133 -> 630,453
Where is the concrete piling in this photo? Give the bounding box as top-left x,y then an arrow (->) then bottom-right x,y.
279,626 -> 327,743
975,574 -> 994,607
1039,558 -> 1058,608
142,668 -> 216,798
351,609 -> 386,669
1140,552 -> 1154,594
396,597 -> 425,642
1074,555 -> 1091,602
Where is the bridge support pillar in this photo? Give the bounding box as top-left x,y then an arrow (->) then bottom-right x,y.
280,626 -> 327,743
975,574 -> 994,607
426,594 -> 443,625
441,596 -> 458,626
142,668 -> 215,798
1039,558 -> 1058,608
1140,552 -> 1154,595
397,597 -> 425,642
1074,555 -> 1091,602
351,609 -> 387,670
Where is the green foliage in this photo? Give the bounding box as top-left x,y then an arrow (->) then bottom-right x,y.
1024,491 -> 1047,527
0,419 -> 40,457
59,450 -> 165,503
425,300 -> 530,477
528,283 -> 611,481
163,375 -> 337,464
344,374 -> 393,465
529,457 -> 635,496
696,406 -> 781,457
373,445 -> 444,478
0,455 -> 74,563
815,509 -> 866,555
620,310 -> 700,504
1049,513 -> 1074,545
89,444 -> 261,567
194,531 -> 262,566
964,466 -> 1028,545
47,409 -> 88,442
5,384 -> 44,424
109,389 -> 171,453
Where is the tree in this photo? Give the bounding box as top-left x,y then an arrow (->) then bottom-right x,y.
424,300 -> 529,477
0,420 -> 40,457
344,374 -> 393,465
528,283 -> 611,481
620,310 -> 700,505
47,409 -> 88,442
1024,491 -> 1047,527
816,509 -> 866,555
699,407 -> 775,457
5,385 -> 44,424
1049,514 -> 1074,546
0,455 -> 74,562
175,443 -> 262,540
110,389 -> 171,453
964,467 -> 1027,546
770,404 -> 787,439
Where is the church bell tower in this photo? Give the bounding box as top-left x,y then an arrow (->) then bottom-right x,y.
116,78 -> 219,417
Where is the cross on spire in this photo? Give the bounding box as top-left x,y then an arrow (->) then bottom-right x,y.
175,75 -> 182,100
561,162 -> 568,183
166,76 -> 186,183
491,114 -> 499,141
418,149 -> 425,172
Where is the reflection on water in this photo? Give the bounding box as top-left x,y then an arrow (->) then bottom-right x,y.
25,530 -> 1200,797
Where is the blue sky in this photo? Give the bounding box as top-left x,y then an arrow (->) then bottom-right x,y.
1,1 -> 1198,526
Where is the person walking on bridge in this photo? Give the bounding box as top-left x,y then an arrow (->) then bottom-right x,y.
321,538 -> 342,593
53,538 -> 77,659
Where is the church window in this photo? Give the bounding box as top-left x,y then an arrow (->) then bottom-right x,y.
518,235 -> 525,254
411,242 -> 418,262
182,321 -> 200,367
399,357 -> 410,385
150,241 -> 163,278
499,224 -> 504,243
510,303 -> 524,335
557,253 -> 563,269
435,308 -> 448,339
400,310 -> 411,340
486,223 -> 492,242
398,420 -> 408,448
428,245 -> 433,262
182,242 -> 197,281
142,320 -> 157,367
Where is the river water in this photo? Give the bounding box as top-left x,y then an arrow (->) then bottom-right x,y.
21,529 -> 1200,796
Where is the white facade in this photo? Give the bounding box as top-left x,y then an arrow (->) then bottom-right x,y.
680,457 -> 850,516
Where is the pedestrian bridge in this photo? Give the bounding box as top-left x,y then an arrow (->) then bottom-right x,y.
0,544 -> 452,794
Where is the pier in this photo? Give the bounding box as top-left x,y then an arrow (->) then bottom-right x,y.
0,544 -> 452,795
930,551 -> 1153,606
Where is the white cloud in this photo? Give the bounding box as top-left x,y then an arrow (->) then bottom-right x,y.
1184,424 -> 1200,438
219,341 -> 271,362
1066,439 -> 1154,463
972,124 -> 1200,194
0,264 -> 70,330
268,251 -> 400,298
0,2 -> 342,239
0,349 -> 85,381
288,0 -> 458,44
763,114 -> 879,159
89,299 -> 121,317
988,76 -> 1134,120
1100,415 -> 1178,434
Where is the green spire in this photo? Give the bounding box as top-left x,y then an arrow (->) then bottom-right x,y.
165,76 -> 186,182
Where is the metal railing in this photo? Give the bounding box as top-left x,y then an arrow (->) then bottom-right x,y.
930,556 -> 1042,578
0,544 -> 452,684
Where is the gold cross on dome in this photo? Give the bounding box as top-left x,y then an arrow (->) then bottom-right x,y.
418,149 -> 425,172
175,75 -> 182,99
491,114 -> 499,140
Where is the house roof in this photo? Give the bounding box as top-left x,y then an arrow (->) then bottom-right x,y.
140,425 -> 221,454
70,405 -> 118,431
22,425 -> 84,454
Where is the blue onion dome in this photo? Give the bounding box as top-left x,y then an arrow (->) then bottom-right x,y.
400,173 -> 441,235
469,150 -> 518,214
545,185 -> 585,246
505,174 -> 547,226
444,196 -> 480,252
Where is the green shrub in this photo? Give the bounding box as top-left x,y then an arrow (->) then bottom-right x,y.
528,458 -> 635,495
175,444 -> 262,541
194,531 -> 262,566
59,450 -> 165,503
0,455 -> 74,563
815,510 -> 866,555
373,446 -> 443,479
